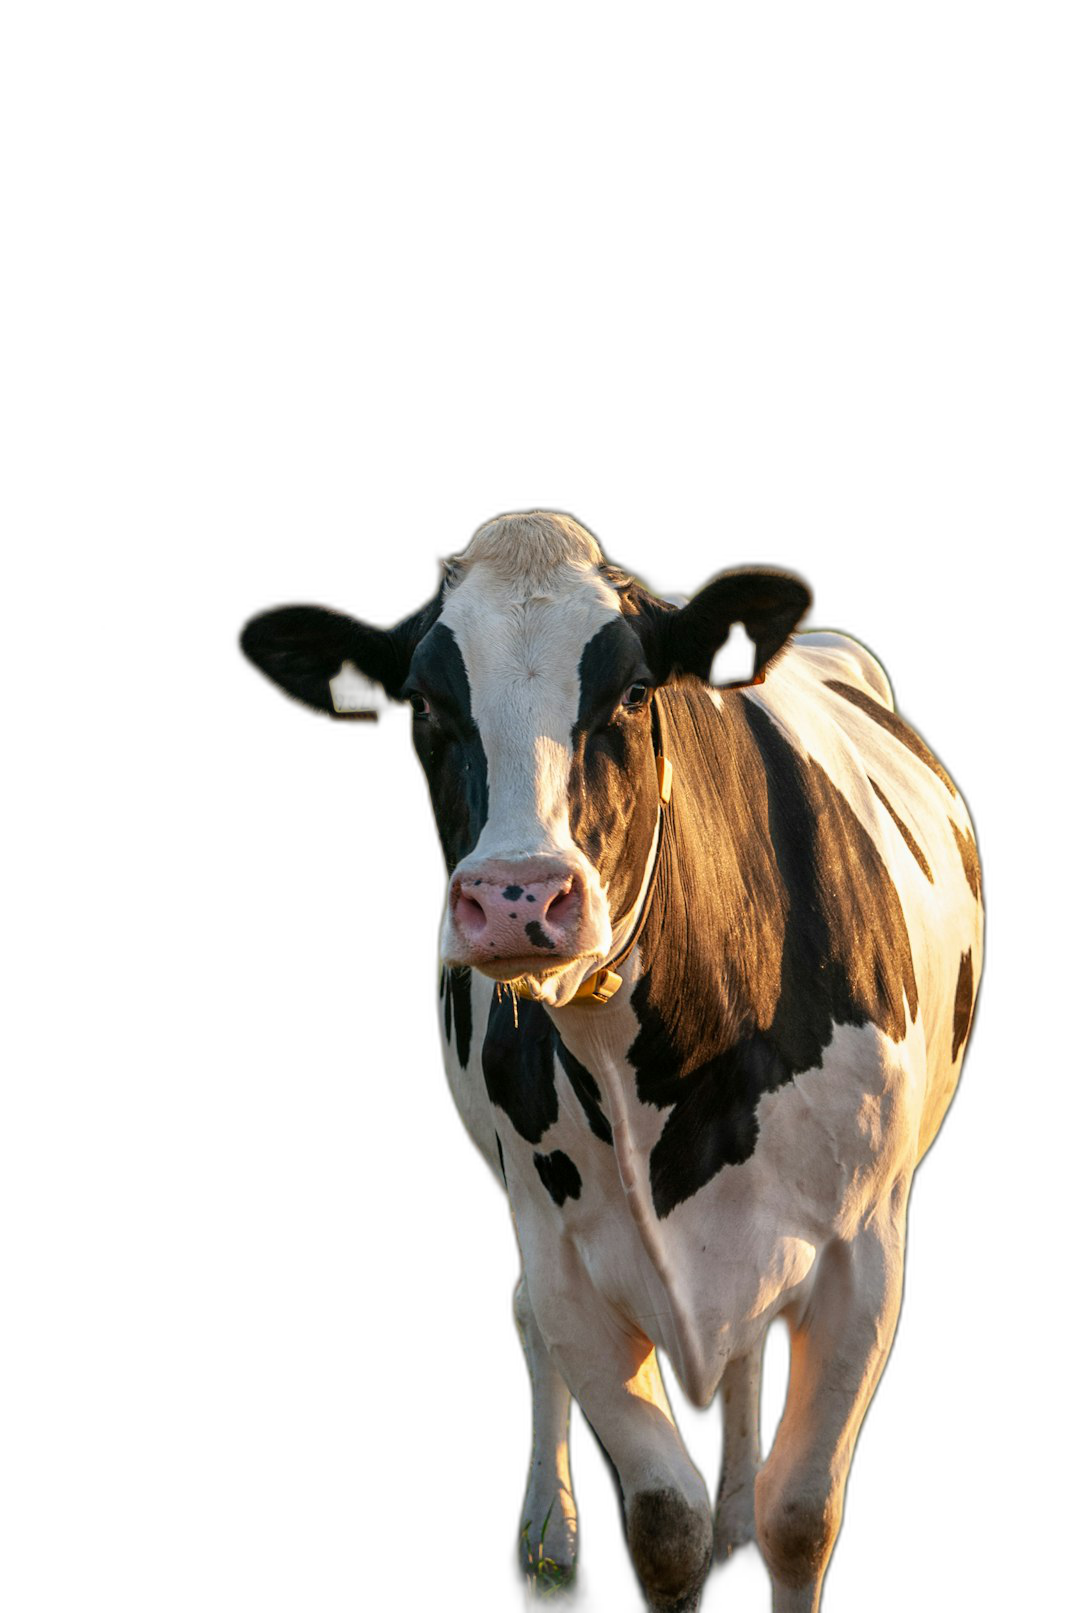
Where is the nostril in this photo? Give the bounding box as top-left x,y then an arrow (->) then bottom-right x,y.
455,893 -> 488,938
542,879 -> 581,933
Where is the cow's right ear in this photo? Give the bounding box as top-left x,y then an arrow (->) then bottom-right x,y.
240,605 -> 414,718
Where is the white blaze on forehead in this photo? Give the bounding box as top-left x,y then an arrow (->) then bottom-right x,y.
438,514 -> 622,861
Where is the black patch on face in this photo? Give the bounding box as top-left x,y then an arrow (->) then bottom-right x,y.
482,994 -> 559,1145
407,623 -> 490,871
533,1149 -> 583,1206
568,618 -> 659,925
444,966 -> 473,1068
950,819 -> 982,902
869,777 -> 934,883
557,1043 -> 613,1146
525,921 -> 556,951
629,687 -> 919,1219
825,680 -> 957,798
952,949 -> 975,1060
503,885 -> 524,901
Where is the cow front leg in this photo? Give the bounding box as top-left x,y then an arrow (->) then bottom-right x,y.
714,1340 -> 764,1560
535,1302 -> 711,1612
514,1276 -> 577,1590
755,1207 -> 907,1613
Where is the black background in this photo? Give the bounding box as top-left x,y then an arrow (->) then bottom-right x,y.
211,425 -> 1005,1600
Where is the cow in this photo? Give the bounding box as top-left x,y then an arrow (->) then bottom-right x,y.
240,511 -> 982,1613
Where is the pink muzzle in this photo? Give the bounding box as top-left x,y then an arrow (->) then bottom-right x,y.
445,854 -> 601,971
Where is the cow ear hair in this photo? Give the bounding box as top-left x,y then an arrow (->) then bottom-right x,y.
240,602 -> 429,718
660,568 -> 811,686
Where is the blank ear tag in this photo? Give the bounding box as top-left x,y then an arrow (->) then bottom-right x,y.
656,755 -> 673,804
329,660 -> 388,720
708,622 -> 758,688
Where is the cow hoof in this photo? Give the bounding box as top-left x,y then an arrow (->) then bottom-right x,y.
714,1480 -> 757,1561
519,1493 -> 577,1596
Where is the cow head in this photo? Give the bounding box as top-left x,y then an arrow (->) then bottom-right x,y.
241,513 -> 809,1006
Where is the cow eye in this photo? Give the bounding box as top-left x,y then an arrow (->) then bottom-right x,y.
621,682 -> 650,711
408,692 -> 432,719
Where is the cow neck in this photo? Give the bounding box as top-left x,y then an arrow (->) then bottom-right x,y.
571,694 -> 673,1006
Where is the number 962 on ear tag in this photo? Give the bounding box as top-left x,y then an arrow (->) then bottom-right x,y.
327,661 -> 386,725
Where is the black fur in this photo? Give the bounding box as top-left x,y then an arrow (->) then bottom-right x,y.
664,570 -> 811,684
481,994 -> 614,1149
569,618 -> 659,927
533,1149 -> 583,1206
950,819 -> 983,902
240,592 -> 443,713
483,994 -> 559,1146
952,949 -> 975,1060
557,1042 -> 613,1146
444,966 -> 473,1068
406,624 -> 490,872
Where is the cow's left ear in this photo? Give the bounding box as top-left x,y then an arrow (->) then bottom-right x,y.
659,568 -> 811,686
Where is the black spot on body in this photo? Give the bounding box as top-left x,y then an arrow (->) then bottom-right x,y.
533,1149 -> 582,1206
446,966 -> 473,1068
557,1043 -> 613,1145
825,679 -> 957,798
495,1132 -> 507,1184
525,921 -> 556,950
950,819 -> 982,902
482,996 -> 612,1153
630,687 -> 920,1219
952,949 -> 974,1060
482,994 -> 559,1144
503,885 -> 524,901
869,777 -> 934,882
525,893 -> 536,902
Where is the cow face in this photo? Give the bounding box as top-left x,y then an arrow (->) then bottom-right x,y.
241,513 -> 809,1005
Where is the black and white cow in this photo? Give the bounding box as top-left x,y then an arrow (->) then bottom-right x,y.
241,512 -> 982,1613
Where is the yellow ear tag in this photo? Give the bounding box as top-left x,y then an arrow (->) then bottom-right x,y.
706,622 -> 767,687
656,755 -> 673,805
327,661 -> 386,725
